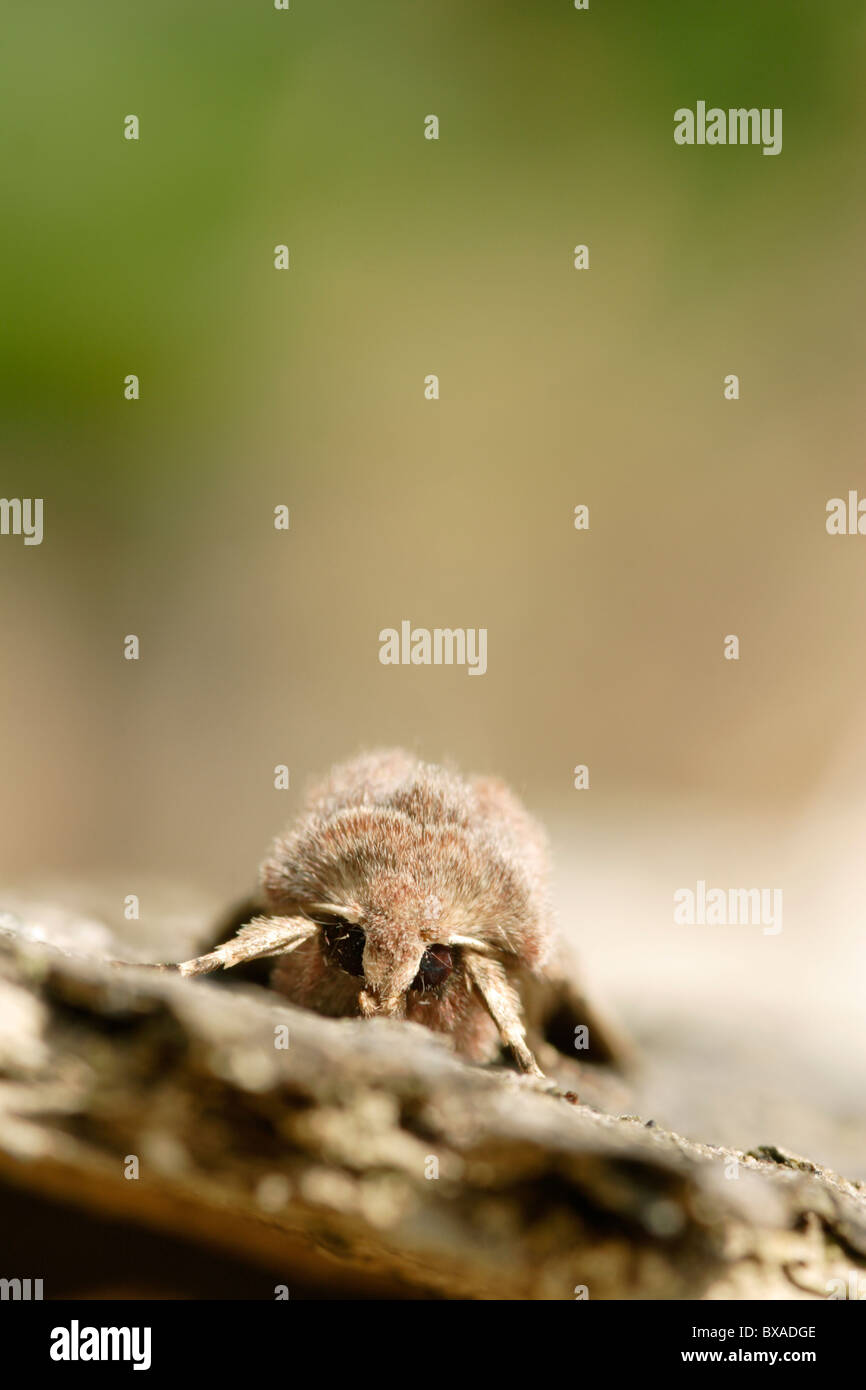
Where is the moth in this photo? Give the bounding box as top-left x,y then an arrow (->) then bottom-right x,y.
172,750 -> 627,1079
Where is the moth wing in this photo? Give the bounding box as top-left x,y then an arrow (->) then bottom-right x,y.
521,940 -> 635,1072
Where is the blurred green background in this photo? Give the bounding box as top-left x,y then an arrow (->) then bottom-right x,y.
2,2 -> 866,1165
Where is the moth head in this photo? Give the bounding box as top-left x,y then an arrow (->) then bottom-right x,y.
309,903 -> 457,1016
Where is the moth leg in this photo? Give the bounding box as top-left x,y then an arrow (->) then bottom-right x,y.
464,952 -> 544,1078
175,916 -> 318,977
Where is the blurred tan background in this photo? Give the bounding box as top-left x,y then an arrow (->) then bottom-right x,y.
1,2 -> 865,1172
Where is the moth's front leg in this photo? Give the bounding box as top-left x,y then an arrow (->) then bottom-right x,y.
175,916 -> 318,976
464,952 -> 544,1078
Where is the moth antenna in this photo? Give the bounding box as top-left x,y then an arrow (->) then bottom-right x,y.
308,903 -> 361,924
447,933 -> 499,957
464,951 -> 544,1078
175,915 -> 318,977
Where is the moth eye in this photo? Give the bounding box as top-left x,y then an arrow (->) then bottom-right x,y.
412,944 -> 453,993
318,917 -> 366,978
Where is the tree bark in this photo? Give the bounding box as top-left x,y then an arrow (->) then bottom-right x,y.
0,906 -> 863,1300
